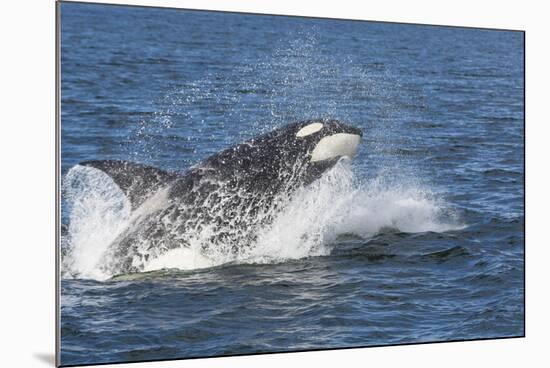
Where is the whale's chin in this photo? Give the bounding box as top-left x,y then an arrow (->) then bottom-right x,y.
310,133 -> 361,163
301,133 -> 361,185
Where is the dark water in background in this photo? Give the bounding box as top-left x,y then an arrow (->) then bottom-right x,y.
59,3 -> 524,366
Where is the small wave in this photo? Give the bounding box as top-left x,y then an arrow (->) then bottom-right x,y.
61,162 -> 463,281
421,246 -> 470,263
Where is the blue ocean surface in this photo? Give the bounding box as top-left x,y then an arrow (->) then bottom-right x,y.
59,3 -> 524,366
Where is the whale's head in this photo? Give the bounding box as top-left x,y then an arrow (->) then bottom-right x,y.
285,119 -> 362,183
292,119 -> 362,161
202,119 -> 362,189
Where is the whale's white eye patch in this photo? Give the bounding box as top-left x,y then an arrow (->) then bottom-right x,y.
296,122 -> 323,137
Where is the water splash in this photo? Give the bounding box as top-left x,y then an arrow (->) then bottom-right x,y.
243,160 -> 462,264
61,161 -> 462,281
61,166 -> 132,280
122,28 -> 402,171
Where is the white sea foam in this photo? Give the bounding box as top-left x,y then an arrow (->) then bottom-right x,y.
241,160 -> 463,265
61,162 -> 463,280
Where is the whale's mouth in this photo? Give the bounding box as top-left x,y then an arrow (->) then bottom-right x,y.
310,133 -> 361,163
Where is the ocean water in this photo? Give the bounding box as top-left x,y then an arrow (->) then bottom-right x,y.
59,3 -> 524,366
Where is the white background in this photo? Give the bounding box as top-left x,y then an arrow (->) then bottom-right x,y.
1,0 -> 548,367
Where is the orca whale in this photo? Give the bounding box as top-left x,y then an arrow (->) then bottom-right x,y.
76,119 -> 362,275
